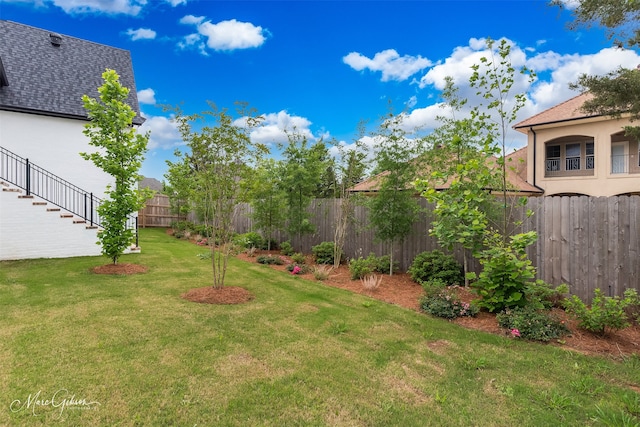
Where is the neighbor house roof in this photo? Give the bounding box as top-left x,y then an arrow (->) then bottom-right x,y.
349,147 -> 542,195
513,92 -> 595,131
0,20 -> 143,125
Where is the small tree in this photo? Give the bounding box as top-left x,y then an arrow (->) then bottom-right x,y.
331,128 -> 368,268
249,158 -> 287,251
171,102 -> 267,288
81,69 -> 151,264
280,133 -> 328,242
369,108 -> 425,275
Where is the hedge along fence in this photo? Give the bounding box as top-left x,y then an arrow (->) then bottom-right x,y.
149,195 -> 640,302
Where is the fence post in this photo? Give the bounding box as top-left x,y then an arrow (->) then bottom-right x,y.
25,158 -> 30,196
135,216 -> 139,247
90,193 -> 94,226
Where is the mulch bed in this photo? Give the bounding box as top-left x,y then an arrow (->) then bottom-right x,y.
181,286 -> 254,304
91,263 -> 148,275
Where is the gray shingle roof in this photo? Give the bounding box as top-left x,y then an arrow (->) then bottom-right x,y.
0,20 -> 144,125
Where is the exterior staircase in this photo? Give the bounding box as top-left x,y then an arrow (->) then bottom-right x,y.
0,146 -> 139,260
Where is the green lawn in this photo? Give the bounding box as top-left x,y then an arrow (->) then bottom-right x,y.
1,228 -> 639,426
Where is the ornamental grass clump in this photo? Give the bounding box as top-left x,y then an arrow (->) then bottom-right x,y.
361,274 -> 382,292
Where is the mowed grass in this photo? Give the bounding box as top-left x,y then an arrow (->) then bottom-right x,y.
1,228 -> 639,426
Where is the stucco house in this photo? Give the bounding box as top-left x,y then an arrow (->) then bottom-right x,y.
0,20 -> 144,260
514,92 -> 640,196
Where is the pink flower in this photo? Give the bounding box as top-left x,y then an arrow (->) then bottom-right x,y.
510,329 -> 521,338
291,266 -> 301,275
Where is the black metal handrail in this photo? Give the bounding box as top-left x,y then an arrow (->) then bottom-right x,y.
0,146 -> 138,245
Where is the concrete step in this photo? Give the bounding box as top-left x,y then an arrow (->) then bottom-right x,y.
47,208 -> 61,212
60,214 -> 73,218
73,220 -> 86,224
32,201 -> 47,206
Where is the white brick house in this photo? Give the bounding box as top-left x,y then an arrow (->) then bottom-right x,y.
0,20 -> 144,260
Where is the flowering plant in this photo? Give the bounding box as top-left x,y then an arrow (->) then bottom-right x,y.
510,328 -> 521,338
290,265 -> 302,275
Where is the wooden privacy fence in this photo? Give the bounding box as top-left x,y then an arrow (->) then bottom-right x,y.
233,196 -> 640,302
142,195 -> 640,301
138,194 -> 184,228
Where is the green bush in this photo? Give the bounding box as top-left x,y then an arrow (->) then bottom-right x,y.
280,241 -> 295,256
408,250 -> 463,285
496,306 -> 569,342
260,238 -> 279,251
233,232 -> 263,249
170,220 -> 192,233
286,264 -> 312,274
564,288 -> 637,335
349,253 -> 400,280
256,255 -> 284,265
194,224 -> 213,238
471,231 -> 537,313
291,253 -> 306,264
349,256 -> 374,280
525,280 -> 569,310
312,241 -> 336,265
419,288 -> 478,319
373,254 -> 400,275
421,278 -> 448,296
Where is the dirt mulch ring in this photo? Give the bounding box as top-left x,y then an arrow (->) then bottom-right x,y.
91,263 -> 148,275
181,286 -> 254,305
235,249 -> 640,359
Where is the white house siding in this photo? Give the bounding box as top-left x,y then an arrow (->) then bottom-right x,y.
0,188 -> 102,260
0,110 -> 112,198
0,111 -> 141,260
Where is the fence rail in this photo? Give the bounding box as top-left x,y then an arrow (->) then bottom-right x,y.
140,195 -> 640,302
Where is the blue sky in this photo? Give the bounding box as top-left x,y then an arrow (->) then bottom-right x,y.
3,0 -> 640,181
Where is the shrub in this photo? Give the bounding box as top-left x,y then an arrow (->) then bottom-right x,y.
471,231 -> 537,313
420,278 -> 448,296
313,265 -> 332,281
233,232 -> 263,249
564,288 -> 637,335
496,306 -> 569,342
260,238 -> 279,251
291,252 -> 306,265
286,264 -> 312,274
256,255 -> 284,265
408,250 -> 463,285
372,254 -> 400,275
312,241 -> 336,265
349,256 -> 374,280
525,281 -> 570,310
280,241 -> 295,256
170,220 -> 192,233
419,288 -> 478,319
194,224 -> 213,238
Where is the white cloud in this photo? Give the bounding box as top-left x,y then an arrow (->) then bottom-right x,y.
411,37 -> 640,151
179,16 -> 267,52
166,0 -> 185,6
126,28 -> 156,41
139,114 -> 183,150
235,110 -> 316,146
179,14 -> 204,25
137,88 -> 156,104
343,49 -> 432,82
50,0 -> 146,15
